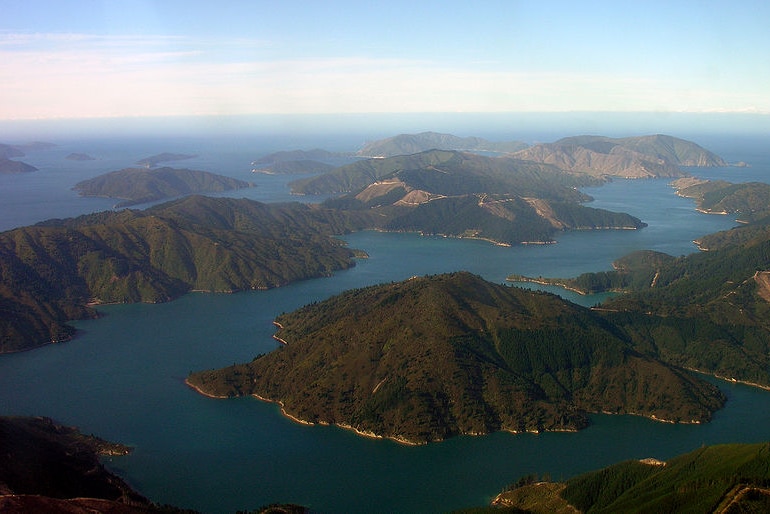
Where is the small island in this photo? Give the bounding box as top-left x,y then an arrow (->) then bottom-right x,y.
65,152 -> 95,161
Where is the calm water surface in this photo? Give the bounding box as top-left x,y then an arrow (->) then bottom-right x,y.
1,135 -> 769,512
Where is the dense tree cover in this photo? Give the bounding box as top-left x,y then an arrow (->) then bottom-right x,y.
514,218 -> 770,387
0,196 -> 367,352
73,167 -> 254,207
493,442 -> 770,514
188,272 -> 724,444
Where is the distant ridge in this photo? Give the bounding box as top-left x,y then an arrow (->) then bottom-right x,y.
135,152 -> 196,167
513,134 -> 726,178
357,131 -> 528,157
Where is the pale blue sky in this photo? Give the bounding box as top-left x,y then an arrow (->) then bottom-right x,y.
2,0 -> 769,119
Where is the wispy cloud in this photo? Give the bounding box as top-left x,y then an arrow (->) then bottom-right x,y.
1,32 -> 767,119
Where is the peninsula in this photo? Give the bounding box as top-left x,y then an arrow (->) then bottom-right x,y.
0,195 -> 366,353
187,272 -> 725,444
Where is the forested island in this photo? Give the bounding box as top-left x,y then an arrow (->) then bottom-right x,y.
73,167 -> 255,207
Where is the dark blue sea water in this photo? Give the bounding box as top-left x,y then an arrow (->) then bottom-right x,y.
0,131 -> 769,513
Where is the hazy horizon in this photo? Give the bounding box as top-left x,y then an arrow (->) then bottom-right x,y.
2,111 -> 769,143
4,1 -> 769,122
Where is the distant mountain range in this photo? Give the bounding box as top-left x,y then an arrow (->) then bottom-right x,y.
357,131 -> 528,157
187,271 -> 724,444
73,167 -> 254,207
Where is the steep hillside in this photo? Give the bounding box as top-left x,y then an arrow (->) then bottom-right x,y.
188,272 -> 724,444
519,219 -> 770,387
0,196 -> 364,352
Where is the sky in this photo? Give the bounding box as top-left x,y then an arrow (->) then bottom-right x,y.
2,0 -> 770,121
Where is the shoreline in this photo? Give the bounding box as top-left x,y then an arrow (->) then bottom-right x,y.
183,378 -> 231,399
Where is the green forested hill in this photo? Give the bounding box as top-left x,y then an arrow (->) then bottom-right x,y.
187,272 -> 724,444
492,442 -> 770,514
515,219 -> 770,387
297,150 -> 645,245
73,167 -> 254,207
0,196 -> 365,353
